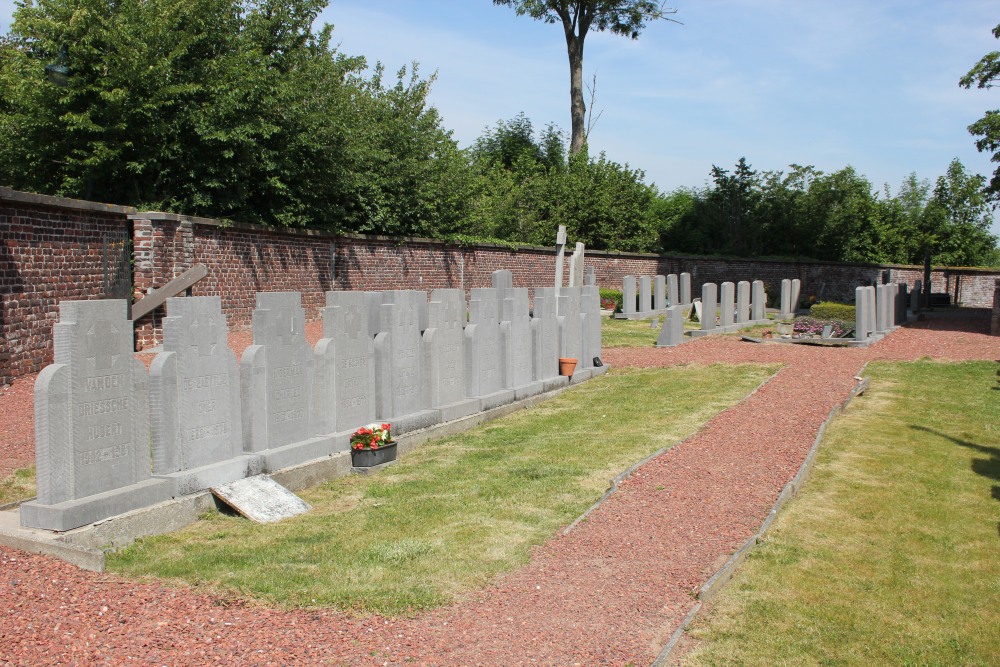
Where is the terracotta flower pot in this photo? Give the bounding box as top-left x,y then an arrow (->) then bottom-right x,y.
558,357 -> 578,377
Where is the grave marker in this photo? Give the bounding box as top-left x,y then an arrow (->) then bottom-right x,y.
501,288 -> 545,398
667,274 -> 679,306
680,273 -> 692,305
654,275 -> 666,311
655,305 -> 685,348
736,281 -> 751,324
466,288 -> 516,409
720,282 -> 735,327
424,289 -> 480,421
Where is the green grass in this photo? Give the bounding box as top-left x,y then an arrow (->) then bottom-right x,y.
602,315 -> 700,347
108,365 -> 775,615
683,361 -> 1000,666
0,467 -> 36,506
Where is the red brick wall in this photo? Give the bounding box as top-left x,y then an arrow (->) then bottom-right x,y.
0,188 -> 134,386
5,187 -> 1000,385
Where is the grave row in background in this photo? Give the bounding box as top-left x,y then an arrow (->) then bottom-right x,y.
854,280 -> 917,345
620,274 -> 802,321
23,274 -> 606,532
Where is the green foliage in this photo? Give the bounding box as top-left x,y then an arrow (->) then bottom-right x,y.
808,301 -> 856,321
599,287 -> 622,311
960,23 -> 1000,201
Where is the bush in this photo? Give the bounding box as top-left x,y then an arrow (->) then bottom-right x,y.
810,301 -> 856,321
600,288 -> 623,312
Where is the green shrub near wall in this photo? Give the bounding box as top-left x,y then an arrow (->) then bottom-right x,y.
809,301 -> 856,321
600,288 -> 623,312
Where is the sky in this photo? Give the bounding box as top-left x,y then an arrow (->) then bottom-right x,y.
2,0 -> 999,234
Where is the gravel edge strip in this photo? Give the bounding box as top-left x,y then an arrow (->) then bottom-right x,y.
650,363 -> 871,667
561,366 -> 785,537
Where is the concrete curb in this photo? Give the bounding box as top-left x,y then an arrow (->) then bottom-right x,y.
650,364 -> 870,667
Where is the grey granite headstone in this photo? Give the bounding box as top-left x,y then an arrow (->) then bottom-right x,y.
736,281 -> 751,324
680,272 -> 692,305
855,286 -> 869,342
374,290 -> 439,433
621,275 -> 637,318
491,269 -> 513,293
150,296 -> 258,496
720,282 -> 736,327
866,286 -> 878,338
751,280 -> 766,322
581,285 -> 605,374
21,300 -> 172,531
909,283 -> 920,312
424,289 -> 480,421
501,288 -> 545,398
655,305 -> 685,348
242,292 -> 323,471
875,284 -> 888,333
557,286 -> 587,380
554,225 -> 567,289
584,266 -> 597,286
318,291 -> 376,437
650,317 -> 660,329
790,279 -> 802,313
667,274 -> 679,307
639,276 -> 652,315
780,279 -> 792,320
466,288 -> 515,410
654,275 -> 666,311
531,288 -> 565,391
700,283 -> 718,332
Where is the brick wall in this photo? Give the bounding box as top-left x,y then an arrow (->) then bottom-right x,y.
0,188 -> 135,386
4,187 -> 1000,385
992,279 -> 1000,336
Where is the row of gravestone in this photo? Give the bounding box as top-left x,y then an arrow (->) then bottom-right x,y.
854,281 -> 915,344
652,279 -> 773,348
22,275 -> 605,532
618,273 -> 693,319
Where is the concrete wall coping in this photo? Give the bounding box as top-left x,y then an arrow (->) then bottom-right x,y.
1,187 -> 136,216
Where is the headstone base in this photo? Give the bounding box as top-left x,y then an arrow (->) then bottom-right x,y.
384,409 -> 441,435
436,398 -> 482,423
513,380 -> 547,401
478,388 -> 517,412
158,454 -> 266,497
20,478 -> 175,532
261,434 -> 347,473
541,376 -> 570,393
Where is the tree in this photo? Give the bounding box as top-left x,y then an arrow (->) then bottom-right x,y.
493,1 -> 675,155
960,23 -> 1000,201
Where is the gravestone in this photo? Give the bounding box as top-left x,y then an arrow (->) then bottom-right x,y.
466,288 -> 515,410
554,225 -> 567,289
150,296 -> 258,496
580,284 -> 605,374
424,289 -> 480,421
211,475 -> 310,523
875,284 -> 889,334
639,276 -> 652,315
896,283 -> 908,324
655,305 -> 685,348
22,300 -> 172,531
667,274 -> 679,307
557,286 -> 588,380
654,275 -> 666,311
317,290 -> 376,438
242,292 -> 326,471
569,242 -> 586,287
491,269 -> 513,294
751,280 -> 766,322
584,266 -> 597,286
531,288 -> 565,391
700,283 -> 718,332
621,275 -> 637,318
650,317 -> 660,329
866,286 -> 878,339
855,286 -> 870,343
680,273 -> 692,305
374,290 -> 439,433
790,279 -> 802,313
736,281 -> 751,324
720,282 -> 736,328
914,279 -> 923,311
501,288 -> 545,398
780,279 -> 792,320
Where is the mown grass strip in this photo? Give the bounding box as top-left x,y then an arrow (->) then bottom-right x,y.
683,361 -> 1000,666
109,364 -> 775,615
0,466 -> 35,506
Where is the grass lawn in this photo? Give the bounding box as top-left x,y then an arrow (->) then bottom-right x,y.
602,315 -> 701,348
0,466 -> 35,506
109,364 -> 775,615
683,361 -> 1000,666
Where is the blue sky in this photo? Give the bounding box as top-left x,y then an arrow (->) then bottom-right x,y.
3,1 -> 999,234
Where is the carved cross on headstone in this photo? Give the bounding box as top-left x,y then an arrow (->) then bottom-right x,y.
442,298 -> 461,331
87,320 -> 120,370
343,304 -> 364,340
189,314 -> 218,357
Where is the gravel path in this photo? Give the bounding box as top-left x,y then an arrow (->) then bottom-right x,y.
1,310 -> 997,666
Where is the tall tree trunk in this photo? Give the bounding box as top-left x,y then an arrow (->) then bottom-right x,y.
566,34 -> 586,155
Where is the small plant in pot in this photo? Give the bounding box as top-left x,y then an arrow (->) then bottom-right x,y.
350,422 -> 396,467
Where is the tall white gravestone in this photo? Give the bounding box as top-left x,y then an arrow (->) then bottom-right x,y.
680,273 -> 692,305
316,290 -> 376,439
500,288 -> 545,398
466,288 -> 516,410
22,300 -> 172,531
531,287 -> 566,392
424,289 -> 480,421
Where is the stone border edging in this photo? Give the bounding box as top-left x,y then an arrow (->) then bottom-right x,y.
562,366 -> 784,537
650,362 -> 871,667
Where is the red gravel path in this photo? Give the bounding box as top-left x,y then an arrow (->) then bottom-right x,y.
1,310 -> 997,666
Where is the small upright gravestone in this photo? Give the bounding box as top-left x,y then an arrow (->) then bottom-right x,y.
654,275 -> 666,311
466,288 -> 516,410
751,280 -> 766,322
667,274 -> 679,307
655,305 -> 685,348
557,286 -> 586,380
621,275 -> 637,318
790,279 -> 802,314
501,288 -> 545,399
700,283 -> 718,332
531,288 -> 565,391
639,276 -> 652,315
720,282 -> 736,328
736,281 -> 751,324
580,284 -> 605,375
780,279 -> 793,320
150,296 -> 258,496
680,273 -> 692,305
855,286 -> 870,343
22,300 -> 172,531
317,290 -> 376,437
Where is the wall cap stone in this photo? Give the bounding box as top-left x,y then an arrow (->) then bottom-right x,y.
1,187 -> 136,216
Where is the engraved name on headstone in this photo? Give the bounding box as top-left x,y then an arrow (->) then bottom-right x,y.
424,289 -> 479,420
318,290 -> 376,435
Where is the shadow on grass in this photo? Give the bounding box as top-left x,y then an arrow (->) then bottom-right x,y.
911,424 -> 1000,537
